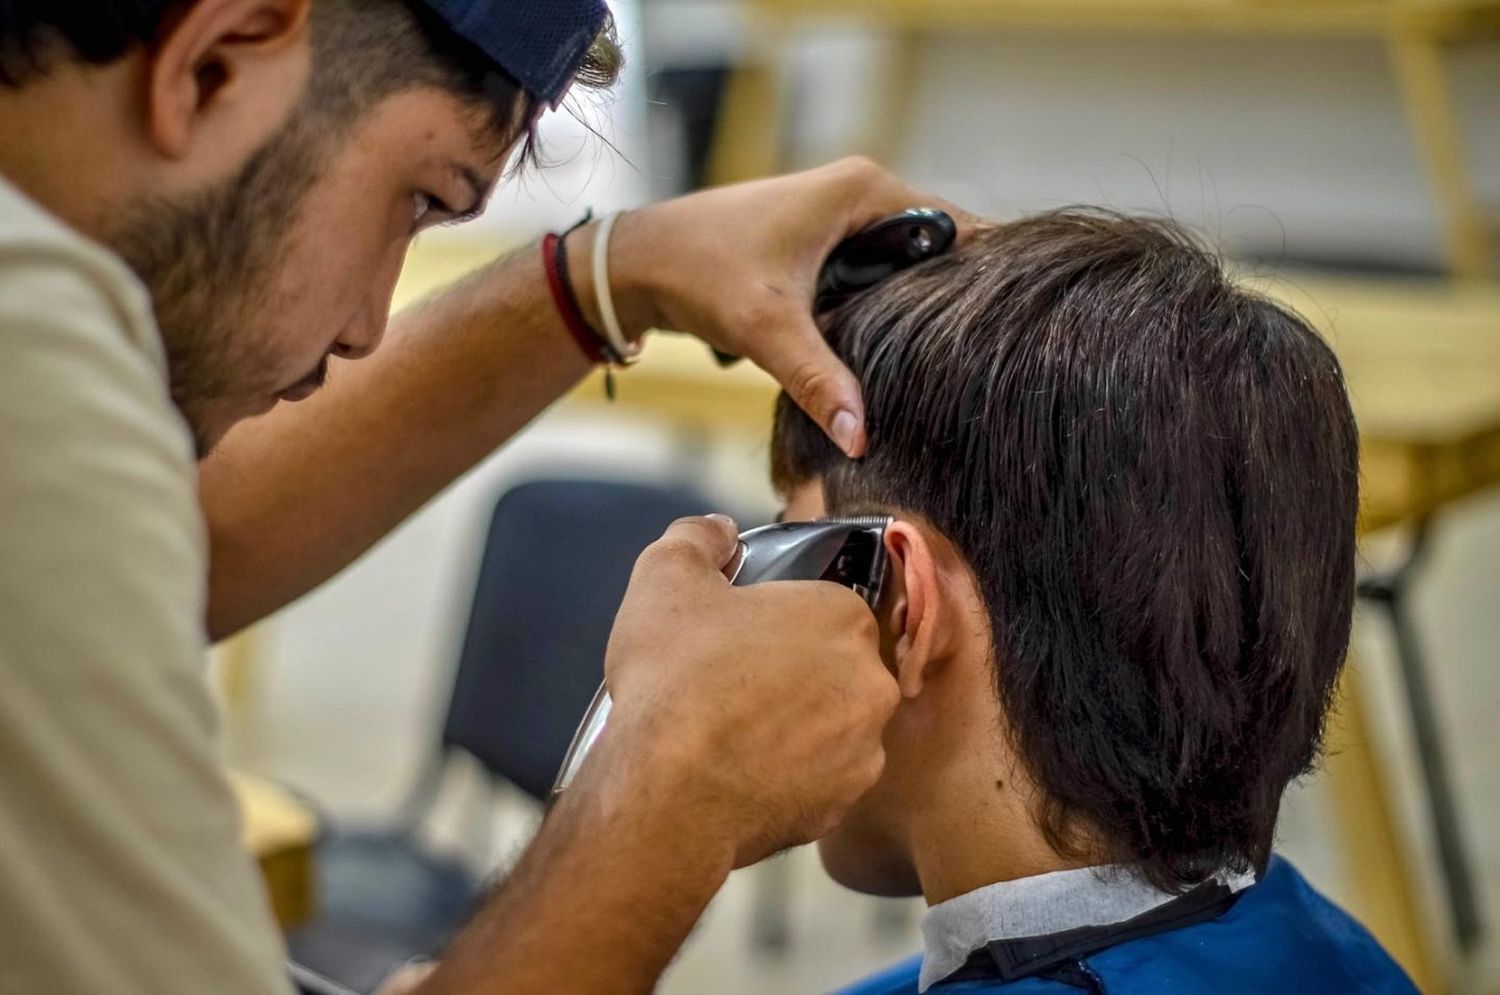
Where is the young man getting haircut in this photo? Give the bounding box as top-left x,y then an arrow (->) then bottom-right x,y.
771,212 -> 1416,993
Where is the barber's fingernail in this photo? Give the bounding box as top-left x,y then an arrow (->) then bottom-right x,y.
832,410 -> 860,454
706,513 -> 737,528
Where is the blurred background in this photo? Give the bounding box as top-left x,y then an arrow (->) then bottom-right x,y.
224,2 -> 1500,993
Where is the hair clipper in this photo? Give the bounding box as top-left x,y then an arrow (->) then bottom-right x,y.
549,517 -> 893,799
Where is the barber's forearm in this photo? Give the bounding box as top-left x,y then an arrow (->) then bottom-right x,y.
201,241 -> 593,640
419,749 -> 731,995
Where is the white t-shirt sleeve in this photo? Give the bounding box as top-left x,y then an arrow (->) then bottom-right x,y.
0,253 -> 292,995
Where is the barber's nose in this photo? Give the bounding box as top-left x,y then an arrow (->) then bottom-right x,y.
336,253 -> 404,361
332,336 -> 375,361
332,312 -> 387,361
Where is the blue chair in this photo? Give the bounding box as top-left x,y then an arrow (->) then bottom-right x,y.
289,478 -> 721,993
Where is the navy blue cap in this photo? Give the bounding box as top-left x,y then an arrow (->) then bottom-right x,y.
420,0 -> 610,108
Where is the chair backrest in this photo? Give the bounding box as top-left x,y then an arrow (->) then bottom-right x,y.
442,478 -> 721,801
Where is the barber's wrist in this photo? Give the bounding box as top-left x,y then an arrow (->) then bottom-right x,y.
421,709 -> 733,994
569,712 -> 738,877
563,214 -> 658,345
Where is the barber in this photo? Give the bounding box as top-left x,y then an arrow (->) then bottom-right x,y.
0,1 -> 972,993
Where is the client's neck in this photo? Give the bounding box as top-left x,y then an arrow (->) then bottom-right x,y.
898,664 -> 1095,905
906,771 -> 1090,906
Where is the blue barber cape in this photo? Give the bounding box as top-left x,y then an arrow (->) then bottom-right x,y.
836,858 -> 1416,995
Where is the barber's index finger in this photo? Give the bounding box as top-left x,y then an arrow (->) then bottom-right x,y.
753,310 -> 867,458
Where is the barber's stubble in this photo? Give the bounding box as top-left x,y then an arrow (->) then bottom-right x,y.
107,108 -> 329,458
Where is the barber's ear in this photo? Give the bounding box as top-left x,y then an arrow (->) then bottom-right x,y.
881,521 -> 940,699
148,0 -> 312,158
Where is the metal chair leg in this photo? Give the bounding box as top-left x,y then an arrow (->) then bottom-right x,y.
873,897 -> 914,939
751,854 -> 793,955
1356,519 -> 1483,953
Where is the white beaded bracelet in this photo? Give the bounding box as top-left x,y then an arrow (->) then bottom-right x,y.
592,211 -> 643,365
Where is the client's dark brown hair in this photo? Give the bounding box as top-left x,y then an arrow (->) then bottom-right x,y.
772,211 -> 1359,892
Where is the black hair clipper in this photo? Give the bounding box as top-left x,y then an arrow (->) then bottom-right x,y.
549,517 -> 893,798
814,208 -> 958,314
711,208 -> 957,365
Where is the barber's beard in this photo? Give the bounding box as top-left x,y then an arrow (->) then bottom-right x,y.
107,116 -> 326,458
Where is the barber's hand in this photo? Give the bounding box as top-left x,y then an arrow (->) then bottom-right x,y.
574,158 -> 985,458
595,515 -> 899,869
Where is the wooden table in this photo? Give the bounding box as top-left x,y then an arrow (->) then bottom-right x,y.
709,0 -> 1500,278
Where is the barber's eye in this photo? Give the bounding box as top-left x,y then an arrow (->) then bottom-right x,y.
412,192 -> 451,228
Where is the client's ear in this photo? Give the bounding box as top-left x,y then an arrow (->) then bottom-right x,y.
881,521 -> 942,699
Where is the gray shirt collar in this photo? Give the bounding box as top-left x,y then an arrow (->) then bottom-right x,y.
918,865 -> 1256,991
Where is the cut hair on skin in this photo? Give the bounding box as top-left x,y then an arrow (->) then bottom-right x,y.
773,210 -> 1360,892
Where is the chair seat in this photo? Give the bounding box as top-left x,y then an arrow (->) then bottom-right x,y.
288,831 -> 481,994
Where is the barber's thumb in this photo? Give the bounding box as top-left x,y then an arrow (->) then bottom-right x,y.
657,514 -> 741,573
